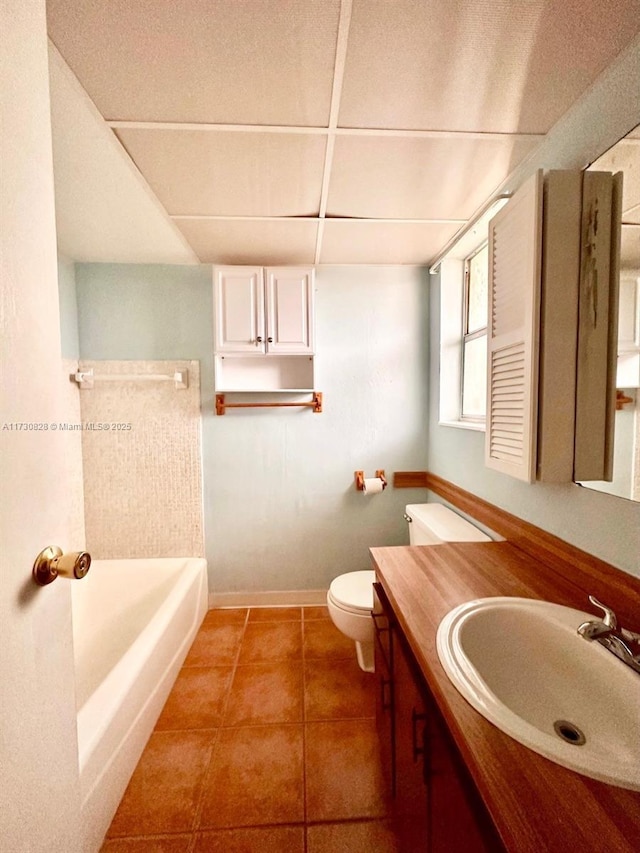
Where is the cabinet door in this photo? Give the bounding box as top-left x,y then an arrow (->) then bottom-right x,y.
393,627 -> 430,852
428,700 -> 504,852
373,585 -> 395,801
214,266 -> 265,353
265,267 -> 314,354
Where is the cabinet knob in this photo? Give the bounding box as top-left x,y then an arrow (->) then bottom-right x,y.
256,336 -> 262,344
267,337 -> 273,343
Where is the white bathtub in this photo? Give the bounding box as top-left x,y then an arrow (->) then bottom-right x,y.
71,557 -> 208,851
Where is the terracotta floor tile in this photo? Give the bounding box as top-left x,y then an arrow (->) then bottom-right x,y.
199,725 -> 304,829
202,608 -> 248,625
108,731 -> 215,837
248,606 -> 302,622
303,606 -> 331,621
101,835 -> 192,853
303,619 -> 355,661
306,820 -> 401,853
183,622 -> 244,666
155,666 -> 233,730
305,719 -> 391,822
224,662 -> 304,726
194,825 -> 305,852
304,659 -> 376,721
237,621 -> 303,664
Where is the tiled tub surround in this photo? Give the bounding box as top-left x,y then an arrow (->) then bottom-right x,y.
61,358 -> 86,548
102,606 -> 400,852
78,360 -> 204,559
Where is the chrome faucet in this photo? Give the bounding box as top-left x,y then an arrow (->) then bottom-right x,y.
577,596 -> 640,675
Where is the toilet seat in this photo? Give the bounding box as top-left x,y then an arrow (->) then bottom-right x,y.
328,570 -> 375,614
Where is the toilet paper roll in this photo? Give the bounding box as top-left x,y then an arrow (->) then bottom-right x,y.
362,477 -> 384,495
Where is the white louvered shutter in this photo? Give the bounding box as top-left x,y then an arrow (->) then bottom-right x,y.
485,171 -> 543,481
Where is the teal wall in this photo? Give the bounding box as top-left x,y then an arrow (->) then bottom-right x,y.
57,253 -> 79,358
75,263 -> 430,593
70,261 -> 639,588
428,273 -> 640,578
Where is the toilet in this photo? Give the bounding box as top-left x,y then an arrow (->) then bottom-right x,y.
327,503 -> 491,673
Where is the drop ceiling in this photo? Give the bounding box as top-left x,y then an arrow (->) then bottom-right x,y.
46,0 -> 640,265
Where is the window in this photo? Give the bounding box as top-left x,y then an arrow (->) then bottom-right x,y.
461,244 -> 488,420
437,196 -> 509,431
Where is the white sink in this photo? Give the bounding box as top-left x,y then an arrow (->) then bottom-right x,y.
436,597 -> 640,790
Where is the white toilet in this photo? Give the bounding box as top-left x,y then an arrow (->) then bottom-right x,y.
326,503 -> 491,673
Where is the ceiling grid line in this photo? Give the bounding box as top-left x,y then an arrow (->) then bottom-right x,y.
314,0 -> 353,264
107,119 -> 545,144
170,215 -> 467,224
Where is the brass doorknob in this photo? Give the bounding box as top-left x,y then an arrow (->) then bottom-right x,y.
32,546 -> 91,586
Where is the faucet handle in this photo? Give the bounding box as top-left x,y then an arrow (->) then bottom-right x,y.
588,595 -> 617,629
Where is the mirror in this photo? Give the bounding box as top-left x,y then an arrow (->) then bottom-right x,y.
579,124 -> 640,501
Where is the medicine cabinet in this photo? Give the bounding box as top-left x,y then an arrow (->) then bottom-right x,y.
485,168 -> 622,484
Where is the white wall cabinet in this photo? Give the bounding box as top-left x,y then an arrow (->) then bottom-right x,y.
213,265 -> 315,391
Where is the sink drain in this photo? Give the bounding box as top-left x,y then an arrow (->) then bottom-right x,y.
554,720 -> 586,745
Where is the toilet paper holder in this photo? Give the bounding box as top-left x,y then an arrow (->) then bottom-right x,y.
354,470 -> 387,491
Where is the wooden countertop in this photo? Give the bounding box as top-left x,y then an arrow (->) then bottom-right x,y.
370,541 -> 640,853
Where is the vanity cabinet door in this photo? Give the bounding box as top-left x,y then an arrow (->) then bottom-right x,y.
374,581 -> 504,853
373,584 -> 395,800
393,627 -> 430,852
426,687 -> 503,852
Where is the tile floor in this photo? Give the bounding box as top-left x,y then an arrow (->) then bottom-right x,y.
101,606 -> 400,852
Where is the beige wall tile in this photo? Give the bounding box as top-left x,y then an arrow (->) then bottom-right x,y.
61,359 -> 86,549
79,360 -> 204,558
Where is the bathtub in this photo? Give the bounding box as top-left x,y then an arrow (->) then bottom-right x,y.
71,557 -> 208,851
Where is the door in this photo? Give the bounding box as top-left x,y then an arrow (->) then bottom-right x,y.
1,3 -> 82,849
214,266 -> 265,352
265,267 -> 314,354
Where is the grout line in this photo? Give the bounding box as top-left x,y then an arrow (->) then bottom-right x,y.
189,609 -> 250,837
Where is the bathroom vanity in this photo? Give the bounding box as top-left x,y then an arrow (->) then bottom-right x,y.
370,538 -> 640,852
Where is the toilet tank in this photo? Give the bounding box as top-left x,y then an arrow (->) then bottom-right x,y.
405,503 -> 491,545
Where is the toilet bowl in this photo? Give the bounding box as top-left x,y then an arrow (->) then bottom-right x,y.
327,570 -> 376,673
327,504 -> 491,673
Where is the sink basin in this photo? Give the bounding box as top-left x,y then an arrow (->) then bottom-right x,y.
436,597 -> 640,790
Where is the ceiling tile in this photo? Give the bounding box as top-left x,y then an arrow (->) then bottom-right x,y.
340,0 -> 640,133
327,135 -> 539,220
176,219 -> 318,264
49,45 -> 197,264
590,136 -> 640,221
47,0 -> 340,125
319,221 -> 461,264
624,203 -> 640,225
620,225 -> 640,269
116,129 -> 327,216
